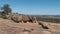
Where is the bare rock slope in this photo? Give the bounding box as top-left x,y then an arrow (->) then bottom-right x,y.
0,18 -> 60,34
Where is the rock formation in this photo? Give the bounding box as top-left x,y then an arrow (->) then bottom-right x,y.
11,13 -> 38,23
38,21 -> 54,29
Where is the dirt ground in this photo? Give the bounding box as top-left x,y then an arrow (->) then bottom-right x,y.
0,18 -> 60,34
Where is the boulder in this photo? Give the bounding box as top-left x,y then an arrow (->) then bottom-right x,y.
38,21 -> 54,29
11,13 -> 38,23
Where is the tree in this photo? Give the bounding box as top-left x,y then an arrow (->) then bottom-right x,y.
1,4 -> 12,18
2,4 -> 12,14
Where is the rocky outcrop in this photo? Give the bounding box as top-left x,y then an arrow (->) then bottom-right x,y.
38,21 -> 54,29
11,13 -> 37,23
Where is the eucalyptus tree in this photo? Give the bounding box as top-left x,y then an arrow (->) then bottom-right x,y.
1,4 -> 12,18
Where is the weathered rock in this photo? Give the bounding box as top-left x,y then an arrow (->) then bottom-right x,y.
23,28 -> 34,32
11,13 -> 38,23
41,31 -> 51,34
32,17 -> 38,23
38,21 -> 54,29
11,13 -> 23,23
19,31 -> 29,34
46,24 -> 55,29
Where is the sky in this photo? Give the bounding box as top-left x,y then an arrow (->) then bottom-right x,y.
0,0 -> 60,15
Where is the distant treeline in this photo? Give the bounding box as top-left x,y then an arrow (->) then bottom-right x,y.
36,16 -> 60,23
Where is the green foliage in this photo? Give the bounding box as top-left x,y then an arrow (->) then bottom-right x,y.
0,4 -> 12,19
1,4 -> 12,14
36,17 -> 60,23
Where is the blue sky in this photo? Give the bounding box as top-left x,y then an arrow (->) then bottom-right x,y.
0,0 -> 60,15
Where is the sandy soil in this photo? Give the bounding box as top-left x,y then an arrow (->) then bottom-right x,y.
0,18 -> 60,34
